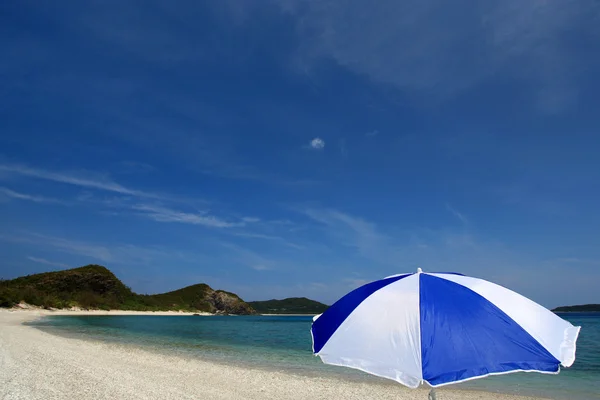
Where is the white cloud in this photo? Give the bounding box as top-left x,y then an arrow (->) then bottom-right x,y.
309,137 -> 325,150
27,256 -> 70,269
0,162 -> 280,234
366,130 -> 379,137
0,164 -> 159,199
132,204 -> 245,228
0,187 -> 65,204
252,264 -> 270,271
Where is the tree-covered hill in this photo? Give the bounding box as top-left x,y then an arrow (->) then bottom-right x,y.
142,284 -> 254,314
248,297 -> 329,314
552,304 -> 600,312
0,265 -> 255,314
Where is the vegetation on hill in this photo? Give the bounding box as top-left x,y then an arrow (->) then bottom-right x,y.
248,297 -> 329,314
140,284 -> 254,314
0,265 -> 133,310
552,304 -> 600,312
0,265 -> 255,314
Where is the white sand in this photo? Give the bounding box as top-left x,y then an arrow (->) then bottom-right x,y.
35,309 -> 212,316
8,303 -> 212,316
0,309 -> 547,400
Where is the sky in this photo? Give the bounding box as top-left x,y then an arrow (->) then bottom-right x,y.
1,1 -> 599,308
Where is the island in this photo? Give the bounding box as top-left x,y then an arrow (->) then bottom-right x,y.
552,304 -> 600,312
248,297 -> 329,315
0,264 -> 255,315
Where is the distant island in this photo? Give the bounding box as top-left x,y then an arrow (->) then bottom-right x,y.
552,304 -> 600,312
248,297 -> 329,314
0,265 -> 255,315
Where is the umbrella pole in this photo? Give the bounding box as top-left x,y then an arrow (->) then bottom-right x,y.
428,388 -> 437,400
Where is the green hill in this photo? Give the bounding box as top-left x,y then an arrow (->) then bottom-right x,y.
0,265 -> 255,314
248,297 -> 329,314
142,284 -> 254,314
0,265 -> 134,310
552,304 -> 600,312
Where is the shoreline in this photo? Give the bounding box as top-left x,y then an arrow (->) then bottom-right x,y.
0,308 -> 211,317
5,306 -> 319,317
4,304 -> 213,316
1,309 -> 548,400
6,305 -> 317,317
259,313 -> 317,316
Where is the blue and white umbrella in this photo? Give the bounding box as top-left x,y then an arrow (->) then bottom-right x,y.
311,268 -> 581,389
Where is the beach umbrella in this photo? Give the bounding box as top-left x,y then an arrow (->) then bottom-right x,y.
311,268 -> 580,398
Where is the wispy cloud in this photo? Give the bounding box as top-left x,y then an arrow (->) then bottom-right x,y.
34,234 -> 113,262
0,163 -> 285,234
2,233 -> 114,262
0,164 -> 159,199
298,206 -> 528,285
1,232 -> 189,266
27,256 -> 70,269
132,204 -> 246,228
343,278 -> 371,289
446,203 -> 468,224
490,183 -> 574,217
281,0 -> 598,113
366,130 -> 379,137
218,241 -> 278,271
0,187 -> 65,204
300,207 -> 391,261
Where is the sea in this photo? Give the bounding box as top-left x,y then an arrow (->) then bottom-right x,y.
28,313 -> 599,399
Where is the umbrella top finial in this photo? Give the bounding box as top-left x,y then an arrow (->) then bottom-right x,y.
417,267 -> 423,273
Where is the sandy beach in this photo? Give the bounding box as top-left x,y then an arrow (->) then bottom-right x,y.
0,309 -> 547,400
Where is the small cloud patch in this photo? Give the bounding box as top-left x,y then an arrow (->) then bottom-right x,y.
309,137 -> 325,150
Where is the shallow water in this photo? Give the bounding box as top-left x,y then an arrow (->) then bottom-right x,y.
29,313 -> 599,399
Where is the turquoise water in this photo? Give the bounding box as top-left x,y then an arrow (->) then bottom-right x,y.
29,313 -> 599,399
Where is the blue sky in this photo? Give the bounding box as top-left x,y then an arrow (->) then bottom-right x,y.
1,1 -> 599,308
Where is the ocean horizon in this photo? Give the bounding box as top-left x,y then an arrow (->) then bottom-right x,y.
28,312 -> 599,400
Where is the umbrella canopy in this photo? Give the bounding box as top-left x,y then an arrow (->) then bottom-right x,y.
311,268 -> 580,388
